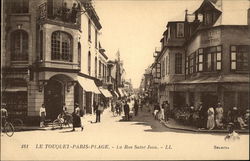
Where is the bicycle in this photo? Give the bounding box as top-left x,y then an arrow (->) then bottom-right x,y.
10,118 -> 24,131
1,120 -> 15,137
52,113 -> 73,129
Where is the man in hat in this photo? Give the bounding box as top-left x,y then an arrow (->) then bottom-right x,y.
1,103 -> 8,127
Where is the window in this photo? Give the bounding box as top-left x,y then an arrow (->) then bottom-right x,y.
204,46 -> 221,72
88,19 -> 91,42
176,23 -> 184,38
167,27 -> 171,39
95,57 -> 97,77
88,52 -> 91,75
11,30 -> 28,61
40,31 -> 43,61
99,61 -> 101,78
161,59 -> 165,77
165,56 -> 168,75
231,45 -> 249,71
198,48 -> 203,71
188,54 -> 194,74
78,43 -> 81,67
3,91 -> 27,116
95,29 -> 98,48
175,53 -> 182,74
204,12 -> 213,25
11,0 -> 29,13
51,31 -> 72,62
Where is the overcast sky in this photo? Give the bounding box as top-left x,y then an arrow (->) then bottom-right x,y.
94,0 -> 203,88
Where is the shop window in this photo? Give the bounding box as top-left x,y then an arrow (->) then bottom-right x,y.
11,0 -> 29,14
230,45 -> 249,71
51,31 -> 72,62
4,92 -> 27,117
175,53 -> 182,74
176,23 -> 184,38
11,30 -> 29,61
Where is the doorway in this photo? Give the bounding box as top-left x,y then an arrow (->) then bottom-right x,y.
44,79 -> 64,120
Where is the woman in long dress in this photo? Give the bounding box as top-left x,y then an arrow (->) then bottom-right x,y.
215,103 -> 224,129
207,107 -> 215,130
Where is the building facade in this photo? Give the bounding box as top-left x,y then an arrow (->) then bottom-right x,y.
149,0 -> 249,114
1,0 -> 110,124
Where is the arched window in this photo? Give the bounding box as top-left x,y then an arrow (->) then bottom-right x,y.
88,52 -> 91,75
95,57 -> 97,77
51,31 -> 72,62
11,30 -> 28,61
78,43 -> 81,67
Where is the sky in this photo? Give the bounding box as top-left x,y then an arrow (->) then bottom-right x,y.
94,0 -> 203,88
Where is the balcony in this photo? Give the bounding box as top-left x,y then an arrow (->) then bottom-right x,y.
38,2 -> 80,30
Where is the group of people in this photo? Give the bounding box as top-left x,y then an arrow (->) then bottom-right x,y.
152,101 -> 171,122
172,102 -> 249,130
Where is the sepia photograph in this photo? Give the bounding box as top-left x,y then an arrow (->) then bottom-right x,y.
1,0 -> 249,160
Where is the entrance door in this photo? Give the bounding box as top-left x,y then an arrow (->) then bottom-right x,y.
44,80 -> 63,121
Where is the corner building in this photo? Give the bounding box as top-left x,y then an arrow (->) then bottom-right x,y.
2,0 -> 108,124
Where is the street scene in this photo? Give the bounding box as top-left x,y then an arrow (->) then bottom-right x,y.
1,0 -> 250,160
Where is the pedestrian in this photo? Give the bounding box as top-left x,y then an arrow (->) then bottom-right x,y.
123,101 -> 130,121
207,106 -> 215,130
39,104 -> 46,127
153,102 -> 161,120
72,106 -> 83,131
224,122 -> 240,141
164,101 -> 170,122
96,102 -> 104,123
1,103 -> 8,127
215,102 -> 224,129
134,100 -> 139,116
198,102 -> 206,129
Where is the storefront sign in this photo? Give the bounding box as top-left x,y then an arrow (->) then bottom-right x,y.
201,28 -> 221,45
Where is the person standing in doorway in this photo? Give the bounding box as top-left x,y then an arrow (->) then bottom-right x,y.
164,101 -> 170,122
153,102 -> 161,120
39,104 -> 46,127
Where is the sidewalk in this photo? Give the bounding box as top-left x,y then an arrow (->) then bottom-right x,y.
160,118 -> 249,134
19,108 -> 110,131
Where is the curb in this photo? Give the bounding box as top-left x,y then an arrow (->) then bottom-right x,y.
160,119 -> 250,134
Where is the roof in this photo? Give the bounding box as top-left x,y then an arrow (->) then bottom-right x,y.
194,0 -> 249,26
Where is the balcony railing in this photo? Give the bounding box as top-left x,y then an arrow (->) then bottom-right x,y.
38,2 -> 80,27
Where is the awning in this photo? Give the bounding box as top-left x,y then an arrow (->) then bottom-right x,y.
3,87 -> 27,92
118,88 -> 125,97
78,76 -> 101,94
99,88 -> 112,98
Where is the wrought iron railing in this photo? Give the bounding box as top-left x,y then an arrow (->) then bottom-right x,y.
38,2 -> 80,26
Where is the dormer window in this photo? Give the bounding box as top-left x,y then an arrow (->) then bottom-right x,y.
176,23 -> 184,38
204,12 -> 213,25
